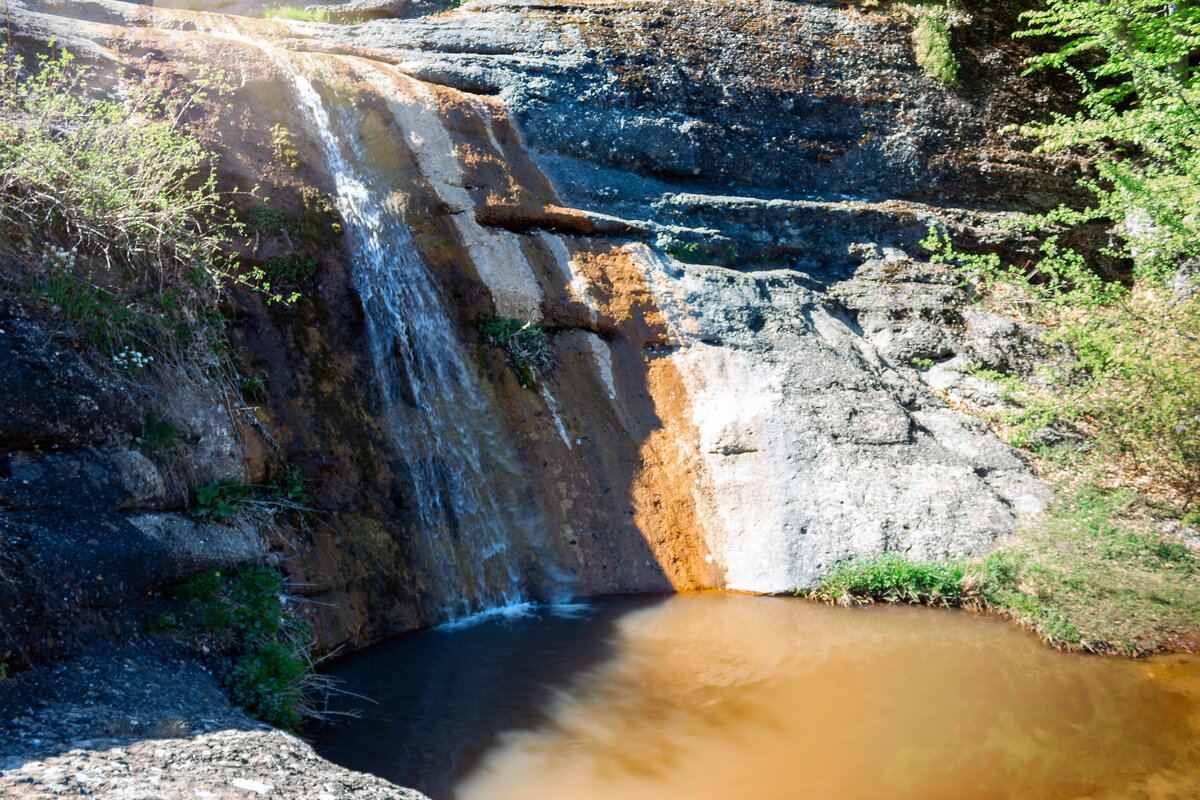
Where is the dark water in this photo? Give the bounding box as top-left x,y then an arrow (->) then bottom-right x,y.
313,594 -> 1200,800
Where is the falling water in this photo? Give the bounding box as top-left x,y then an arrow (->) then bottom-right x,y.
206,20 -> 545,617
284,54 -> 539,616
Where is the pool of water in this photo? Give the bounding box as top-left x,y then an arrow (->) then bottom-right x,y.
313,594 -> 1200,800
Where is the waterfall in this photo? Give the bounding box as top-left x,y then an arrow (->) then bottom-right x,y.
206,21 -> 545,618
281,53 -> 539,618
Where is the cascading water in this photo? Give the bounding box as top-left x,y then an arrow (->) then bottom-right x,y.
206,21 -> 550,618
280,53 -> 541,618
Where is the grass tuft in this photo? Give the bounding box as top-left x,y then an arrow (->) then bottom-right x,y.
263,6 -> 333,23
812,486 -> 1200,655
817,552 -> 966,606
913,13 -> 959,85
262,6 -> 365,24
475,314 -> 553,389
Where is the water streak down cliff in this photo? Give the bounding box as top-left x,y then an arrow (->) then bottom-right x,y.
9,0 -> 1068,635
268,46 -> 542,617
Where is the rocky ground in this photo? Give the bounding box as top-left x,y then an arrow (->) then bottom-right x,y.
0,639 -> 427,799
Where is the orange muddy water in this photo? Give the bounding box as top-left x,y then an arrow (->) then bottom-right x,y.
316,594 -> 1200,800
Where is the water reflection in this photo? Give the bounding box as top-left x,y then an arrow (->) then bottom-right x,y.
313,596 -> 663,798
317,595 -> 1200,800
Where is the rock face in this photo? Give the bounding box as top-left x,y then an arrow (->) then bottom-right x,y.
244,0 -> 1057,597
2,0 -> 1067,638
0,0 -> 1074,795
0,295 -> 271,663
334,0 -> 1077,214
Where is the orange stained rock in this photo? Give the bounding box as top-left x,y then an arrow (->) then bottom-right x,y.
560,242 -> 720,589
633,354 -> 723,591
561,245 -> 670,345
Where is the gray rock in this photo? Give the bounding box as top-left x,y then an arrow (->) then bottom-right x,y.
641,254 -> 1049,591
0,642 -> 429,799
108,448 -> 169,509
128,514 -> 267,575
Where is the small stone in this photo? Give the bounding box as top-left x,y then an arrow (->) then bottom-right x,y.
230,777 -> 273,794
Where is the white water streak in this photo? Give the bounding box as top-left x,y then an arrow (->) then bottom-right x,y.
202,19 -> 542,618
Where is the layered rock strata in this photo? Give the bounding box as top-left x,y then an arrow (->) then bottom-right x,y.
1,0 -> 1065,641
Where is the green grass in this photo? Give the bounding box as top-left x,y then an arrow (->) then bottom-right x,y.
475,315 -> 552,389
812,487 -> 1200,654
913,12 -> 959,85
137,414 -> 180,456
239,373 -> 267,403
263,6 -> 333,22
165,566 -> 314,729
817,552 -> 966,605
263,6 -> 365,24
665,241 -> 738,266
983,488 -> 1200,653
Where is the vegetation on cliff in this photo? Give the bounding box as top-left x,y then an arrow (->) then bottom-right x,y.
155,566 -> 320,729
912,8 -> 960,85
0,42 -> 318,377
925,0 -> 1200,513
818,0 -> 1200,654
0,38 -> 337,722
475,315 -> 553,389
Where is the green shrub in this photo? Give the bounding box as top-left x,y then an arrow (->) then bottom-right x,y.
0,44 -> 238,296
247,205 -> 292,234
263,253 -> 318,287
273,465 -> 310,506
1017,0 -> 1200,276
224,641 -> 308,729
913,12 -> 960,85
0,43 -> 299,376
924,224 -> 1200,501
962,2 -> 1200,506
166,566 -> 314,729
476,315 -> 553,388
192,478 -> 255,520
816,552 -> 967,605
